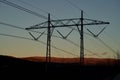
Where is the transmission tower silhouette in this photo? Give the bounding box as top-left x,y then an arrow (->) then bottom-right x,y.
26,10 -> 110,66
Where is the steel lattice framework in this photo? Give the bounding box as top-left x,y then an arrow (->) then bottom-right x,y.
26,11 -> 110,65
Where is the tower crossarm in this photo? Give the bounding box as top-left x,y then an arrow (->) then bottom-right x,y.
25,18 -> 110,30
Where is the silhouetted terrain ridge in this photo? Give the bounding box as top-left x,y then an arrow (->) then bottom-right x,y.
0,55 -> 120,80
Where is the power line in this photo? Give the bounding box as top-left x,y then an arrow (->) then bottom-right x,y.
0,6 -> 112,58
97,38 -> 116,54
64,0 -> 89,17
0,18 -> 79,57
0,16 -> 109,56
16,0 -> 58,20
0,0 -> 47,19
0,21 -> 79,56
0,21 -> 48,35
66,39 -> 96,54
0,21 -> 94,56
0,32 -> 33,40
65,0 -> 83,11
0,21 -> 111,56
16,0 -> 49,14
0,21 -> 68,40
25,0 -> 113,55
0,21 -> 25,30
85,25 -> 116,54
0,21 -> 91,38
0,32 -> 78,57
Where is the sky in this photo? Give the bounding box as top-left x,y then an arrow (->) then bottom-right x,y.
0,0 -> 120,58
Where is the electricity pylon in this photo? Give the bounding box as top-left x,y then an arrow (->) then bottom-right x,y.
26,11 -> 110,65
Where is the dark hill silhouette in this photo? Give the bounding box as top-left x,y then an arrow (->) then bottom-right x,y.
0,55 -> 120,80
21,56 -> 120,65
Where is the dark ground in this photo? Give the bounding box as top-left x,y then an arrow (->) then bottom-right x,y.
0,55 -> 120,80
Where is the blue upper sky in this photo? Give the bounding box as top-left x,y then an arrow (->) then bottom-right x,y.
0,0 -> 120,58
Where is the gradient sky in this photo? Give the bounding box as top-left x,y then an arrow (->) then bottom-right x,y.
0,0 -> 120,58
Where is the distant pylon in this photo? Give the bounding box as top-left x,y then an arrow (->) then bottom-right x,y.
80,10 -> 84,65
26,11 -> 110,66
